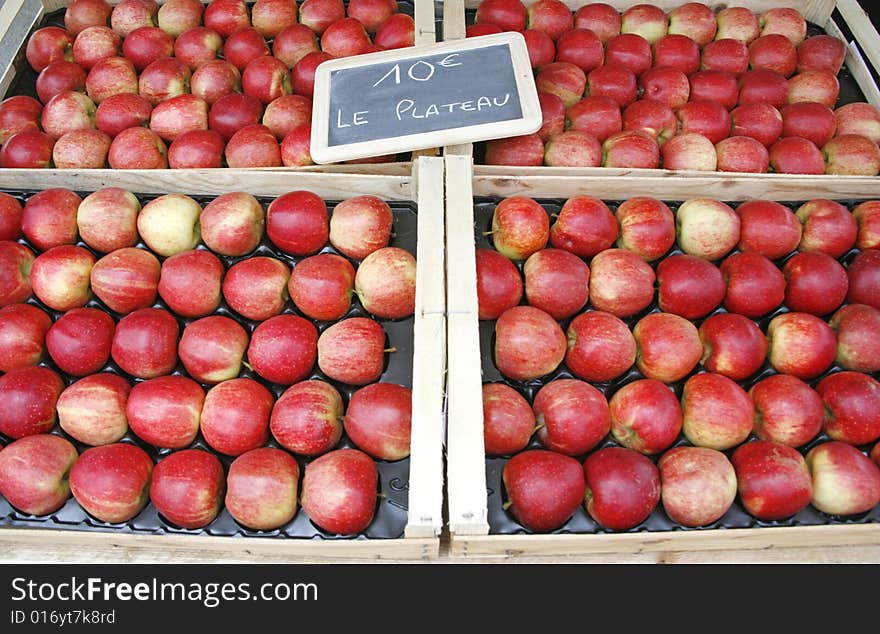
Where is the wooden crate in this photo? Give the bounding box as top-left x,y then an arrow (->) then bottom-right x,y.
0,156 -> 446,563
0,0 -> 439,176
442,0 -> 880,196
444,153 -> 880,562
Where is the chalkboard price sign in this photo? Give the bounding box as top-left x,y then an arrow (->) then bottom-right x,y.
310,32 -> 541,164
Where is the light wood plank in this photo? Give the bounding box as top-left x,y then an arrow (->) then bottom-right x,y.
413,156 -> 447,315
414,0 -> 437,47
825,16 -> 880,107
837,0 -> 880,81
444,156 -> 480,315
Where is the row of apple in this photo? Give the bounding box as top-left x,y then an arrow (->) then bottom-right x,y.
1,0 -> 414,168
469,0 -> 880,173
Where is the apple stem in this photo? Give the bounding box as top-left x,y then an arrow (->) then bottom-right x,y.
532,424 -> 545,434
384,347 -> 397,353
481,230 -> 495,236
377,492 -> 386,499
242,361 -> 253,372
502,500 -> 512,511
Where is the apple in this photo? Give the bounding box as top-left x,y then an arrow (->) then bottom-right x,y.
676,100 -> 732,145
226,448 -> 299,531
721,252 -> 786,318
573,3 -> 620,42
127,375 -> 204,449
224,124 -> 281,167
855,200 -> 880,250
555,29 -> 603,74
197,192 -> 263,257
301,448 -> 378,535
208,93 -> 263,142
0,435 -> 78,516
251,0 -> 299,38
26,27 -> 74,72
86,56 -> 139,103
65,0 -> 112,38
847,249 -> 880,309
536,92 -> 565,141
0,304 -> 51,372
732,440 -> 812,521
818,371 -> 880,446
57,373 -> 131,446
660,132 -> 717,171
525,0 -> 572,41
652,35 -> 700,76
602,129 -> 660,168
533,379 -> 610,456
138,58 -> 191,106
0,242 -> 34,307
270,25 -> 318,70
566,96 -> 622,143
348,0 -> 397,33
90,247 -> 160,314
320,17 -> 371,58
270,380 -> 343,456
173,27 -> 222,70
292,51 -> 334,98
122,26 -> 173,72
374,13 -> 415,50
633,312 -> 702,384
36,61 -> 87,104
731,103 -> 783,147
0,96 -> 43,144
178,315 -> 248,384
544,130 -> 602,167
191,60 -> 242,105
736,199 -> 801,260
502,449 -> 585,532
668,2 -> 716,46
834,102 -> 880,145
288,253 -> 353,321
522,248 -> 589,320
107,126 -> 167,168
494,306 -> 565,381
157,250 -> 223,318
609,379 -> 681,455
111,0 -> 158,38
549,195 -> 618,257
657,254 -> 725,320
298,0 -> 345,34
167,129 -> 225,168
787,70 -> 840,109
675,198 -> 740,261
622,100 -> 676,144
689,70 -> 739,111
702,38 -> 749,76
769,136 -> 824,175
583,447 -> 660,530
69,443 -> 153,523
0,194 -> 21,242
659,446 -> 737,527
21,188 -> 81,251
806,441 -> 880,516
475,0 -> 527,32
564,310 -> 635,383
223,257 -> 290,322
155,0 -> 202,37
265,190 -> 329,256
52,128 -> 111,168
615,196 -> 674,261
605,33 -> 652,77
482,383 -> 535,456
781,102 -> 836,148
73,26 -> 121,71
203,0 -> 250,37
698,311 -> 765,381
223,27 -> 270,71
201,378 -> 274,456
111,308 -> 179,378
783,251 -> 848,316
317,317 -> 386,385
41,91 -> 97,140
875,443 -> 880,467
638,65 -> 690,109
355,246 -> 416,319
620,3 -> 666,44
759,8 -> 806,46
0,366 -> 63,438
716,135 -> 771,173
280,125 -> 314,166
30,245 -> 95,312
737,69 -> 790,109
148,94 -> 208,142
467,24 -> 502,38
484,133 -> 545,166
749,34 -> 797,77
150,449 -> 224,529
715,7 -> 760,44
767,312 -> 837,380
45,307 -> 115,376
586,64 -> 638,108
137,194 -> 201,257
344,382 -> 412,461
262,94 -> 311,140
95,93 -> 152,137
588,248 -> 655,317
536,62 -> 587,108
750,374 -> 823,447
831,303 -> 880,372
247,314 -> 318,385
823,134 -> 880,176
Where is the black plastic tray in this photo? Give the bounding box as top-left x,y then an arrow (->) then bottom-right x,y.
0,188 -> 420,541
473,196 -> 880,536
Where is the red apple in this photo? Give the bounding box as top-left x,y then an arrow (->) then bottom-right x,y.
586,64 -> 638,108
502,449 -> 585,532
588,248 -> 655,317
374,13 -> 415,50
759,8 -> 806,46
676,100 -> 732,145
615,196 -> 674,261
21,188 -> 81,251
111,0 -> 158,38
107,126 -> 168,168
831,303 -> 880,372
715,7 -> 760,44
173,27 -> 223,70
783,251 -> 848,316
797,33 -> 846,74
0,367 -> 63,438
251,0 -> 299,38
736,199 -> 801,260
526,0 -> 572,41
178,315 -> 248,384
549,195 -> 618,257
41,91 -> 97,140
823,134 -> 880,176
225,124 -> 281,167
482,383 -> 535,456
345,382 -> 412,461
46,307 -> 115,376
191,60 -> 242,104
583,447 -> 660,530
138,58 -> 191,106
848,250 -> 880,309
86,56 -> 139,103
622,100 -> 676,144
638,66 -> 690,112
223,26 -> 270,71
475,0 -> 527,32
781,101 -> 836,147
57,373 -> 131,446
660,132 -> 717,171
301,448 -> 378,535
26,27 -> 74,72
609,379 -> 681,455
620,3 -> 666,44
544,130 -> 602,167
536,92 -> 565,141
270,380 -> 343,456
69,443 -> 153,523
225,447 -> 299,530
767,311 -> 837,380
148,94 -> 208,142
0,194 -> 21,242
272,24 -> 319,69
682,372 -> 754,451
689,69 -> 739,110
834,102 -> 880,145
90,247 -> 160,314
223,257 -> 289,322
536,62 -> 587,108
53,128 -> 111,168
0,304 -> 51,372
299,0 -> 345,34
787,70 -> 839,109
566,96 -> 622,143
292,51 -> 334,98
262,94 -> 311,140
151,449 -> 225,529
73,25 -> 121,71
555,29 -> 603,73
818,372 -> 880,446
65,0 -> 112,37
208,93 -> 264,141
466,24 -> 503,38
565,310 -> 635,383
699,312 -> 767,381
675,198 -> 740,261
241,56 -> 291,105
268,190 -> 329,256
750,374 -> 823,447
355,246 -> 416,319
522,248 -> 589,320
280,124 -> 314,166
122,25 -> 173,71
749,34 -> 797,77
652,35 -> 700,76
320,17 -> 371,58
731,103 -> 783,147
701,38 -> 749,76
288,253 -> 354,321
167,129 -> 225,168
733,440 -> 812,520
137,194 -> 202,257
806,441 -> 880,516
203,0 -> 250,37
602,129 -> 660,168
247,314 -> 318,385
198,192 -> 263,257
494,306 -> 565,381
30,245 -> 95,312
633,312 -> 702,384
855,200 -> 880,250
157,0 -> 202,37
657,254 -> 725,320
0,96 -> 43,145
716,135 -> 770,173
201,378 -> 274,456
533,379 -> 610,456
36,60 -> 87,104
491,196 -> 549,261
668,2 -> 716,46
0,435 -> 78,516
348,0 -> 397,33
111,307 -> 178,378
157,249 -> 223,318
484,133 -> 545,166
737,69 -> 790,109
95,93 -> 152,137
317,317 -> 386,385
605,33 -> 652,77
127,375 -> 205,448
0,242 -> 34,307
769,136 -> 824,175
573,3 -> 620,42
721,251 -> 786,317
